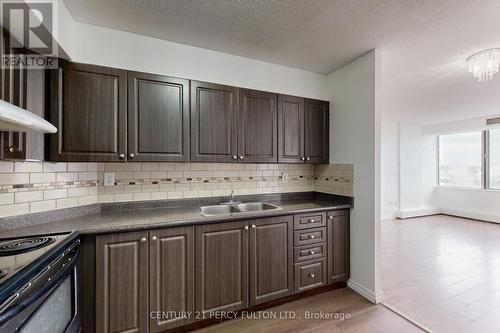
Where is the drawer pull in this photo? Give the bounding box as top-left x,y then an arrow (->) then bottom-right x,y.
309,273 -> 315,278
309,235 -> 315,239
308,219 -> 315,223
309,251 -> 315,255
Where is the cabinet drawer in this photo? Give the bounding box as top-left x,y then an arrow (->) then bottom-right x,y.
293,242 -> 326,263
293,227 -> 326,246
294,212 -> 326,230
294,258 -> 327,293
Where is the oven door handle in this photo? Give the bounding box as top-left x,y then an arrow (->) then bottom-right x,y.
0,248 -> 79,326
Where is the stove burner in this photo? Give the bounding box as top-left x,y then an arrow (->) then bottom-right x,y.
0,269 -> 7,279
0,237 -> 55,256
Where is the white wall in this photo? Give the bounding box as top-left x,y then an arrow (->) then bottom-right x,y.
380,121 -> 399,220
69,22 -> 328,100
396,122 -> 438,218
436,188 -> 500,223
327,50 -> 382,303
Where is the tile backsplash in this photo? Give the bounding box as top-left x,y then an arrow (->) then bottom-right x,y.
0,161 -> 353,218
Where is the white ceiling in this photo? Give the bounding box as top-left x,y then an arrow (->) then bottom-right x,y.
63,0 -> 500,125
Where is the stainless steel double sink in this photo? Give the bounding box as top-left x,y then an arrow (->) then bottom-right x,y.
199,202 -> 282,217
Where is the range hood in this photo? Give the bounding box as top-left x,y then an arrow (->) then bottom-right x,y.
0,99 -> 57,133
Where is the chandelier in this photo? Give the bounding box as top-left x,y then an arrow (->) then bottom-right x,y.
467,48 -> 500,82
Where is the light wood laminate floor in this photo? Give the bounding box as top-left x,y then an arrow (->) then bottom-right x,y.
194,288 -> 422,333
382,214 -> 500,333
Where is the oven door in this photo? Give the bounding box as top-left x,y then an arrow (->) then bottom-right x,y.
0,243 -> 80,333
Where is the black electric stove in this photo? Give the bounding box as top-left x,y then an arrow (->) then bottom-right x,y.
0,232 -> 81,333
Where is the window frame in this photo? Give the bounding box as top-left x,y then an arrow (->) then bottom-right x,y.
437,130 -> 485,189
437,129 -> 500,190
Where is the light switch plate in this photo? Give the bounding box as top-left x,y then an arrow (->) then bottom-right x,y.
281,173 -> 289,183
104,172 -> 115,187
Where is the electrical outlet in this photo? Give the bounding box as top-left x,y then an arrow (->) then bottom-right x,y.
281,172 -> 289,183
104,172 -> 115,187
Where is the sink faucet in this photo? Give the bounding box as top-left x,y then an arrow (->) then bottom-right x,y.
220,190 -> 241,205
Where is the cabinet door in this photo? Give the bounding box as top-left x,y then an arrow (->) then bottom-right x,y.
249,216 -> 293,305
128,71 -> 189,161
191,80 -> 238,162
304,99 -> 329,164
50,60 -> 127,161
195,221 -> 248,315
278,94 -> 304,163
327,210 -> 350,283
95,231 -> 149,333
149,227 -> 194,332
238,89 -> 277,163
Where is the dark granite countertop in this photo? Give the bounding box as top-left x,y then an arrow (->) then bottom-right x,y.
0,193 -> 351,239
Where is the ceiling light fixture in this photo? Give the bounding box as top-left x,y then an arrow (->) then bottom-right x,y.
467,48 -> 500,82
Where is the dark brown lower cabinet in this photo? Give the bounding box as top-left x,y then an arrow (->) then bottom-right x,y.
327,210 -> 350,283
95,231 -> 149,333
249,216 -> 293,305
149,227 -> 194,332
195,221 -> 249,315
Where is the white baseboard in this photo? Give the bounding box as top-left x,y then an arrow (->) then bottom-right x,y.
395,208 -> 441,219
441,208 -> 500,224
347,279 -> 384,304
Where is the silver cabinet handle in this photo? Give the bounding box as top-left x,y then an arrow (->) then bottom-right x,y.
244,226 -> 249,230
239,155 -> 244,160
151,236 -> 157,241
140,237 -> 147,242
306,157 -> 311,161
309,251 -> 315,255
129,153 -> 135,158
329,216 -> 334,220
7,146 -> 14,153
232,155 -> 238,160
309,235 -> 315,239
309,273 -> 315,278
308,219 -> 315,223
119,153 -> 125,159
301,157 -> 306,161
251,224 -> 256,229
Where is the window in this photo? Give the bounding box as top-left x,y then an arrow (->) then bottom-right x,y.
438,131 -> 482,188
489,129 -> 500,189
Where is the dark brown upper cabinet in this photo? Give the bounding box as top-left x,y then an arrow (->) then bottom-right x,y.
305,99 -> 329,164
128,71 -> 189,162
191,80 -> 238,162
0,30 -> 46,161
278,95 -> 329,164
237,89 -> 277,163
195,220 -> 249,315
278,94 -> 304,163
50,60 -> 127,162
249,216 -> 293,305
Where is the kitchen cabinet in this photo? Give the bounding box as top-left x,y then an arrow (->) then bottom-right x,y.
149,227 -> 194,332
327,210 -> 350,283
195,220 -> 249,314
237,89 -> 278,163
95,227 -> 195,333
0,29 -> 46,161
50,60 -> 127,162
128,71 -> 190,161
190,80 -> 238,162
278,94 -> 304,163
278,95 -> 329,164
304,99 -> 329,164
95,231 -> 149,333
249,216 -> 293,305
